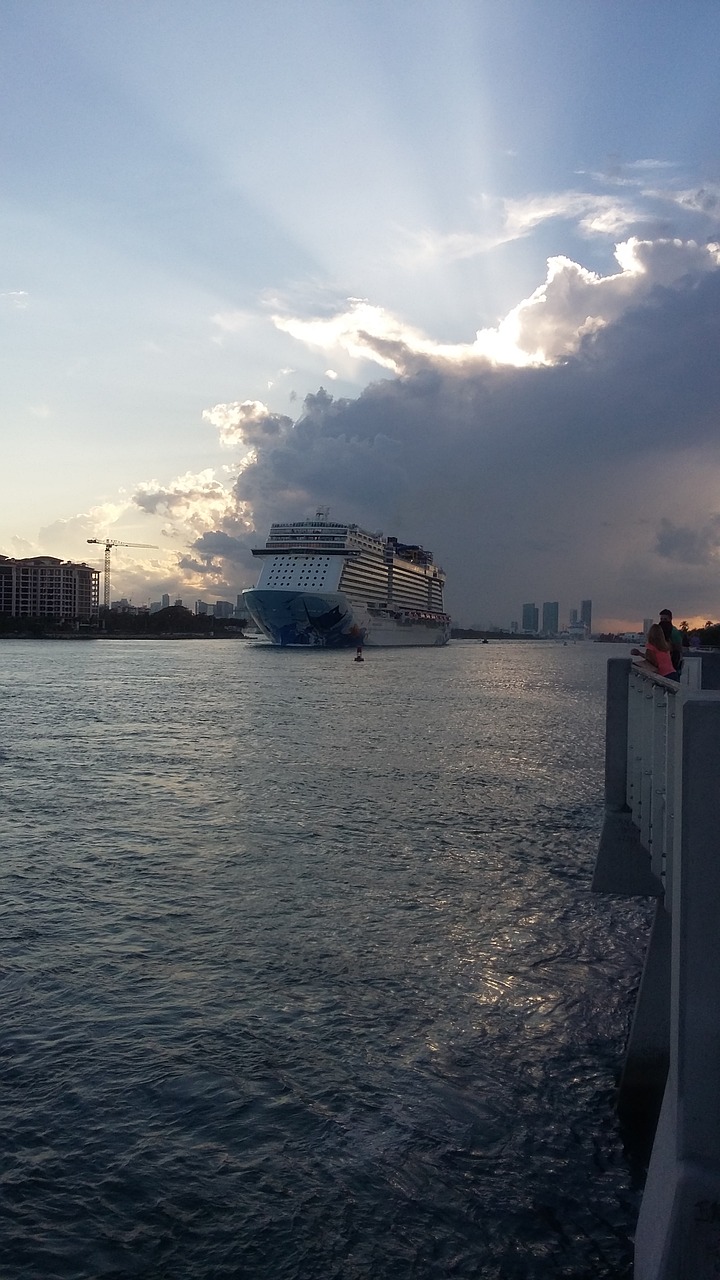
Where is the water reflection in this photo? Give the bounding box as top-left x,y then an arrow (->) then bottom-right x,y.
0,639 -> 646,1279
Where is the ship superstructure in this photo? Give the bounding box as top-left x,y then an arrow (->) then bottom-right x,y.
243,511 -> 450,647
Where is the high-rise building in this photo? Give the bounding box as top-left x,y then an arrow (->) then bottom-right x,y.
161,593 -> 170,609
542,601 -> 559,636
642,617 -> 653,638
214,600 -> 233,618
580,599 -> 592,635
522,602 -> 539,633
0,556 -> 99,620
570,608 -> 578,625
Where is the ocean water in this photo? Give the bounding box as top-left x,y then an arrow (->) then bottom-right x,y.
0,638 -> 651,1279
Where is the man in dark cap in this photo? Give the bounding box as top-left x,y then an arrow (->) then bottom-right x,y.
659,609 -> 683,672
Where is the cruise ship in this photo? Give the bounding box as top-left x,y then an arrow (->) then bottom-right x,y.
243,511 -> 451,647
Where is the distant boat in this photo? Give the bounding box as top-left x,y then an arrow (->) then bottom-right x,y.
244,510 -> 451,648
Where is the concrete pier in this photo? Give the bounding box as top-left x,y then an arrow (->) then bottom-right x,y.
594,653 -> 720,1278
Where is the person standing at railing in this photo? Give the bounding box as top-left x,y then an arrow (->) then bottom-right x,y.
659,608 -> 684,672
631,623 -> 680,680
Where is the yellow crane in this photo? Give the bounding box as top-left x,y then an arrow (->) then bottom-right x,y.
87,538 -> 158,610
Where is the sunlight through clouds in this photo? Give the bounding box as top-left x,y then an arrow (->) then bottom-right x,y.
6,1 -> 720,625
272,238 -> 720,370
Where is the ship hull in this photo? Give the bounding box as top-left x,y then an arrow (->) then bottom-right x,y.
243,589 -> 450,648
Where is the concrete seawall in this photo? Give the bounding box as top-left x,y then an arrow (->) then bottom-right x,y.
594,653 -> 720,1278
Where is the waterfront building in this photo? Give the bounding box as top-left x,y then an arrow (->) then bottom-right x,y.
161,593 -> 170,609
195,600 -> 209,616
214,600 -> 233,619
581,599 -> 592,634
149,602 -> 162,614
522,602 -> 539,633
542,601 -> 559,636
109,599 -> 147,616
570,608 -> 578,626
0,556 -> 99,620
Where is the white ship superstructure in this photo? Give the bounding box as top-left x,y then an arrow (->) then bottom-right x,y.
243,511 -> 450,647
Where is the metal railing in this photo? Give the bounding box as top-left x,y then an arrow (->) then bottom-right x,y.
626,662 -> 680,904
594,651 -> 720,1279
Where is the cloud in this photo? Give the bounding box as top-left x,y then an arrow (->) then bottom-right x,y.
500,191 -> 645,241
625,159 -> 678,172
671,185 -> 720,217
33,502 -> 180,603
39,502 -> 134,555
201,400 -> 293,458
132,468 -> 245,537
10,536 -> 34,557
191,529 -> 251,563
1,291 -> 29,309
398,191 -> 661,268
114,236 -> 720,625
210,309 -> 253,334
655,516 -> 720,565
177,529 -> 254,587
398,162 -> 720,275
176,244 -> 720,626
272,238 -> 720,369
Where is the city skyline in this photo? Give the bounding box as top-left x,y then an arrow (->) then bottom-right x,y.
521,599 -> 589,636
4,3 -> 720,630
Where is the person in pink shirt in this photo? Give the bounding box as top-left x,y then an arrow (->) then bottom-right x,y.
633,623 -> 679,680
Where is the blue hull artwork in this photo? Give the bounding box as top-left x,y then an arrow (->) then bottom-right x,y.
244,590 -> 365,648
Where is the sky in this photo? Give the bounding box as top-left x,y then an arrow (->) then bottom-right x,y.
4,0 -> 720,629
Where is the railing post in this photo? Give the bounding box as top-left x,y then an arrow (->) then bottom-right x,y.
634,692 -> 720,1279
629,668 -> 643,822
649,684 -> 668,883
605,658 -> 632,810
663,692 -> 679,910
593,659 -> 659,895
639,680 -> 655,849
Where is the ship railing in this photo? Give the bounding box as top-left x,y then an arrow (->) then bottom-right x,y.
251,546 -> 362,557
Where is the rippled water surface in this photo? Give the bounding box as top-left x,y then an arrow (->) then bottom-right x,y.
0,638 -> 650,1278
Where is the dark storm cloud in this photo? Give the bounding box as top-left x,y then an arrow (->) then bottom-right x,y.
656,516 -> 720,565
187,529 -> 254,565
195,266 -> 720,624
177,530 -> 256,584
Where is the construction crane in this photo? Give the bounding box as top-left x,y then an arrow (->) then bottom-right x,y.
87,538 -> 158,610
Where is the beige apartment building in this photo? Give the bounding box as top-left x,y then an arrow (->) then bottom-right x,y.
0,556 -> 100,620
